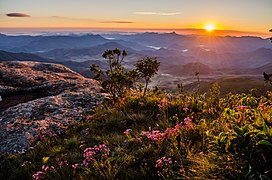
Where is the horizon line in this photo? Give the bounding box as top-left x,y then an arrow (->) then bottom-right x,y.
0,27 -> 271,38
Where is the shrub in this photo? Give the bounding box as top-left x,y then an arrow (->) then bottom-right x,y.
90,48 -> 136,100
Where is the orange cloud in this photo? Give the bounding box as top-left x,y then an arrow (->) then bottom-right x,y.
133,12 -> 181,16
100,21 -> 134,24
51,16 -> 66,19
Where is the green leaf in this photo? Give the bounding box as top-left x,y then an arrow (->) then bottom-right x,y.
233,126 -> 243,136
257,140 -> 272,146
263,124 -> 269,135
242,124 -> 249,133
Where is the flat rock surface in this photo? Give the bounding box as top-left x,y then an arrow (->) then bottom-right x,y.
0,61 -> 104,153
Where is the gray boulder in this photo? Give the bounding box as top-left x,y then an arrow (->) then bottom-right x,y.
0,61 -> 104,153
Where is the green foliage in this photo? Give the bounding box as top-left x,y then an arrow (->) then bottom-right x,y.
91,49 -> 160,100
1,72 -> 272,179
177,82 -> 184,94
135,57 -> 160,96
90,64 -> 103,80
208,82 -> 221,110
2,46 -> 271,179
90,48 -> 136,100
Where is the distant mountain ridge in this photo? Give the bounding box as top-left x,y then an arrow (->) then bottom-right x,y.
0,32 -> 271,78
0,50 -> 54,62
0,34 -> 110,53
40,41 -> 138,62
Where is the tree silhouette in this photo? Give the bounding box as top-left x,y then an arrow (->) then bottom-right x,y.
135,57 -> 160,96
91,48 -> 134,100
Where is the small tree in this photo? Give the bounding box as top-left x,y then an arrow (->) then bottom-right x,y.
90,48 -> 136,100
195,71 -> 200,92
135,57 -> 160,96
177,82 -> 184,94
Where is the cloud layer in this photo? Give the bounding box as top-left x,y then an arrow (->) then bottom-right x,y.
6,13 -> 30,17
134,12 -> 181,16
100,21 -> 134,24
51,16 -> 66,19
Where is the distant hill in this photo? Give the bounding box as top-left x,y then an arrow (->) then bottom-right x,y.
1,32 -> 271,78
225,48 -> 272,69
106,32 -> 271,53
184,77 -> 271,97
247,63 -> 272,74
0,34 -> 110,53
60,60 -> 109,78
0,50 -> 54,62
39,42 -> 141,62
0,50 -> 100,78
163,62 -> 215,76
124,32 -> 184,47
0,33 -> 38,50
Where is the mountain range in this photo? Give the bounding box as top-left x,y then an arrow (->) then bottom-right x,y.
0,32 -> 271,89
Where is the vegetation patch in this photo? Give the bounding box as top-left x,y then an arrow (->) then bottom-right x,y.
1,49 -> 271,179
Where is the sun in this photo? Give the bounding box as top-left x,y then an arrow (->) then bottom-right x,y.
204,23 -> 216,31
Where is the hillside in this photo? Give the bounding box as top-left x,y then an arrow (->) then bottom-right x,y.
163,62 -> 215,76
40,42 -> 139,62
184,76 -> 271,96
247,63 -> 272,74
1,77 -> 271,179
0,58 -> 271,180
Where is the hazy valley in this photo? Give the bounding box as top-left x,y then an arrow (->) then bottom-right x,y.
1,32 -> 271,95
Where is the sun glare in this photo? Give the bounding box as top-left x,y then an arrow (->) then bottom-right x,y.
204,24 -> 216,31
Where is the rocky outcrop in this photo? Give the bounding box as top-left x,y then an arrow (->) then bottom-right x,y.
0,61 -> 104,153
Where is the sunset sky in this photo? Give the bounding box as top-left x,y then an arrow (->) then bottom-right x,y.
0,0 -> 271,36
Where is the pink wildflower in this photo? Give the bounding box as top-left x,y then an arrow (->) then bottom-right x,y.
81,144 -> 109,167
164,128 -> 178,138
124,129 -> 132,136
142,130 -> 165,143
137,137 -> 143,142
72,163 -> 79,170
164,116 -> 194,138
32,171 -> 46,180
236,105 -> 248,111
42,165 -> 49,172
155,157 -> 173,176
50,166 -> 55,171
158,98 -> 170,109
87,115 -> 93,119
59,161 -> 68,168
